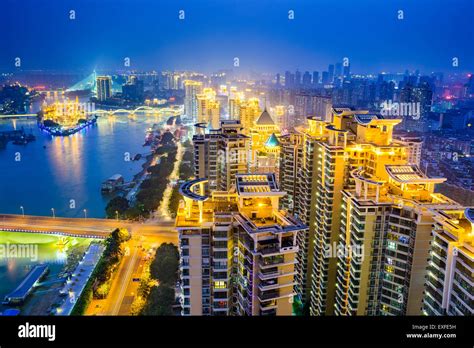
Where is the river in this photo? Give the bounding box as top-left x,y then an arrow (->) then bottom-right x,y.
0,115 -> 163,218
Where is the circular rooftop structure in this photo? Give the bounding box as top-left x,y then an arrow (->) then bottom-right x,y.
179,178 -> 209,201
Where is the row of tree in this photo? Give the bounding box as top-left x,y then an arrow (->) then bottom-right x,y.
93,228 -> 131,298
168,142 -> 194,218
71,228 -> 130,315
140,243 -> 179,315
105,144 -> 178,220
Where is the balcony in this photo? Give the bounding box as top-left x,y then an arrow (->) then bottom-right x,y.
258,289 -> 280,301
258,266 -> 296,280
258,279 -> 296,291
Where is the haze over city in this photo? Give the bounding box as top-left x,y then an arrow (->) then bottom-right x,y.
0,0 -> 473,73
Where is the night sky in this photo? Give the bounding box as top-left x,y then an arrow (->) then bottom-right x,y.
0,0 -> 473,73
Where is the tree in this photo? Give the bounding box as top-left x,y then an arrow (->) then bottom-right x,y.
141,285 -> 175,315
105,196 -> 129,218
150,243 -> 179,286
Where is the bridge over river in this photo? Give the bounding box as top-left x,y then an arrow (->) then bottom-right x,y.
0,214 -> 176,239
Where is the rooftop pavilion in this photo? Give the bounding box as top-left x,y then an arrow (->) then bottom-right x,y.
385,165 -> 447,185
176,174 -> 305,234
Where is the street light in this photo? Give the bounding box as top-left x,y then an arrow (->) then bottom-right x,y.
83,209 -> 87,219
51,208 -> 55,218
115,210 -> 119,221
20,206 -> 24,217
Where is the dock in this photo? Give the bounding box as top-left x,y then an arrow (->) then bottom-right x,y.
3,264 -> 49,305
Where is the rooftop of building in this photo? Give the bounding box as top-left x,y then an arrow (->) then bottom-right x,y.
264,133 -> 280,148
433,208 -> 474,253
385,165 -> 446,184
255,109 -> 275,126
235,173 -> 282,196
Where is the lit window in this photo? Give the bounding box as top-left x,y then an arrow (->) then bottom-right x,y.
214,281 -> 227,289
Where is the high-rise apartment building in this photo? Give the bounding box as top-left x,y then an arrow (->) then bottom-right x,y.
193,120 -> 249,192
423,208 -> 473,316
249,109 -> 281,179
334,165 -> 459,316
238,98 -> 261,133
176,174 -> 307,316
184,80 -> 203,121
279,107 -> 461,315
394,135 -> 423,166
96,76 -> 112,101
197,88 -> 220,129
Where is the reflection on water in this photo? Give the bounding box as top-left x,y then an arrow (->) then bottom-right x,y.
0,231 -> 94,312
0,116 -> 161,218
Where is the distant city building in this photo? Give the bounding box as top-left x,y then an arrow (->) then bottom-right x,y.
295,70 -> 302,87
312,71 -> 319,86
335,63 -> 342,79
96,76 -> 112,101
249,109 -> 281,179
343,63 -> 351,79
285,71 -> 295,88
328,64 -> 335,83
394,135 -> 423,166
238,98 -> 261,133
321,71 -> 329,85
184,80 -> 203,121
197,88 -> 220,129
302,71 -> 312,87
122,75 -> 144,102
193,120 -> 249,192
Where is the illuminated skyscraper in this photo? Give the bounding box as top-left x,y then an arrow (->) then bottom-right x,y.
228,91 -> 245,120
279,107 -> 461,315
334,165 -> 459,316
249,109 -> 281,179
328,64 -> 335,84
176,174 -> 307,316
423,208 -> 474,316
96,76 -> 112,101
184,80 -> 203,121
193,120 -> 249,192
197,88 -> 220,129
312,71 -> 319,86
238,98 -> 261,134
302,71 -> 312,87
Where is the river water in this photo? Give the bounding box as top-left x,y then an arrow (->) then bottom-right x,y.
0,116 -> 162,218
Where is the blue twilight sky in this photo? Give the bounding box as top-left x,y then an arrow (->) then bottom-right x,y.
0,0 -> 472,74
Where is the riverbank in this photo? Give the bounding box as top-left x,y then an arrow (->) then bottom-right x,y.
0,230 -> 96,315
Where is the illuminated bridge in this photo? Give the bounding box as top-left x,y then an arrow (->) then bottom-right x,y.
0,105 -> 183,120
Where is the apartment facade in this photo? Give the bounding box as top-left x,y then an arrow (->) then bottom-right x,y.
193,120 -> 249,193
423,208 -> 474,316
176,174 -> 307,316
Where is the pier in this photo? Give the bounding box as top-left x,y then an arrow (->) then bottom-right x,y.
3,264 -> 49,305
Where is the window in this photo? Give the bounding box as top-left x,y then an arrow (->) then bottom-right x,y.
387,241 -> 396,251
214,281 -> 227,289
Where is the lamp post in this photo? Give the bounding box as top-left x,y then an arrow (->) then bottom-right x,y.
20,206 -> 24,217
51,208 -> 55,218
115,210 -> 119,221
83,209 -> 87,219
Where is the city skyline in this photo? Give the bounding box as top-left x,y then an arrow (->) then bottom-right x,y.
0,2 -> 473,345
0,0 -> 473,74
